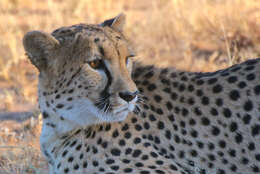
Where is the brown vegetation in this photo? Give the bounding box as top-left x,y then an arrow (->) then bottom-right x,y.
0,0 -> 260,173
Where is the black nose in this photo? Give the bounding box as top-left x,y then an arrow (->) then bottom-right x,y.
119,91 -> 138,102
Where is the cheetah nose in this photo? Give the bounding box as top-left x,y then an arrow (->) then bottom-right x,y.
119,91 -> 138,102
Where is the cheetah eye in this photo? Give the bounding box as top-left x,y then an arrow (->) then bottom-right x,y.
88,59 -> 103,69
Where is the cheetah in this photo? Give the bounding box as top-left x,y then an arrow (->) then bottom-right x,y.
23,14 -> 260,174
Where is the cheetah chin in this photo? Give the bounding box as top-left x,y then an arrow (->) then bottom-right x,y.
50,96 -> 138,126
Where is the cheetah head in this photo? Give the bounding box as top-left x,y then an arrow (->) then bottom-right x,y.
23,14 -> 138,127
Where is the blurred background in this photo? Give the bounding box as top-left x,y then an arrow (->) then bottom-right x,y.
0,0 -> 259,173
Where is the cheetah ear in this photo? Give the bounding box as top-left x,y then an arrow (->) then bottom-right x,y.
23,31 -> 60,71
100,13 -> 126,32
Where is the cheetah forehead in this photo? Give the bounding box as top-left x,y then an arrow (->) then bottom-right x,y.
51,24 -> 102,43
51,24 -> 126,45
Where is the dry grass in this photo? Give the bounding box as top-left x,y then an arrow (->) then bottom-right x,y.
0,0 -> 260,173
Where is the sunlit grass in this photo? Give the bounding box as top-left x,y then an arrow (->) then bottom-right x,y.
0,0 -> 260,173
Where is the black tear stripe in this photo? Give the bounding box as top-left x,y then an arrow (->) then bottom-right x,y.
95,62 -> 112,111
98,46 -> 105,56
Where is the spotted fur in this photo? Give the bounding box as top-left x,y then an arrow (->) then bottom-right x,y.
23,14 -> 260,174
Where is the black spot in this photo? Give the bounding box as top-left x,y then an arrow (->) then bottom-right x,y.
254,85 -> 260,95
125,148 -> 132,155
210,108 -> 218,116
147,84 -> 156,91
122,159 -> 131,164
105,124 -> 111,131
165,130 -> 172,139
208,143 -> 215,150
194,107 -> 202,116
213,84 -> 223,93
154,95 -> 162,102
190,129 -> 198,138
157,121 -> 165,129
64,168 -> 69,173
188,97 -> 195,105
196,141 -> 204,149
171,92 -> 178,100
245,65 -> 255,71
135,124 -> 143,131
156,108 -> 164,115
190,149 -> 198,157
62,150 -> 68,157
242,114 -> 251,124
163,87 -> 171,93
133,137 -> 141,144
124,132 -> 131,139
201,117 -> 210,126
255,154 -> 260,161
150,152 -> 158,158
112,129 -> 119,138
216,98 -> 223,106
68,89 -> 74,93
144,122 -> 150,129
246,59 -> 258,65
229,90 -> 240,101
208,78 -> 218,84
208,154 -> 216,161
144,71 -> 154,78
76,144 -> 82,151
188,85 -> 195,92
42,111 -> 49,119
223,108 -> 232,118
70,140 -> 77,147
178,84 -> 186,92
101,141 -> 108,148
235,133 -> 243,144
166,101 -> 173,110
174,135 -> 181,143
251,124 -> 260,137
119,139 -> 126,146
252,165 -> 260,173
196,79 -> 204,85
111,165 -> 119,171
111,148 -> 121,156
56,104 -> 64,109
227,76 -> 237,83
248,142 -> 255,151
229,122 -> 238,132
241,157 -> 249,165
246,73 -> 255,81
68,156 -> 74,162
217,169 -> 226,174
238,81 -> 247,88
218,140 -> 226,148
201,96 -> 210,105
106,159 -> 115,165
149,114 -> 156,122
124,168 -> 133,173
196,89 -> 204,97
132,149 -> 142,157
121,124 -> 129,131
83,161 -> 88,168
244,100 -> 253,111
228,149 -> 236,157
212,126 -> 220,136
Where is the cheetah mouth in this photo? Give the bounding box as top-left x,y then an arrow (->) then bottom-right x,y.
94,96 -> 137,118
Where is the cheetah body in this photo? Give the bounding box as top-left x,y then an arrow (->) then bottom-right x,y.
23,15 -> 260,174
